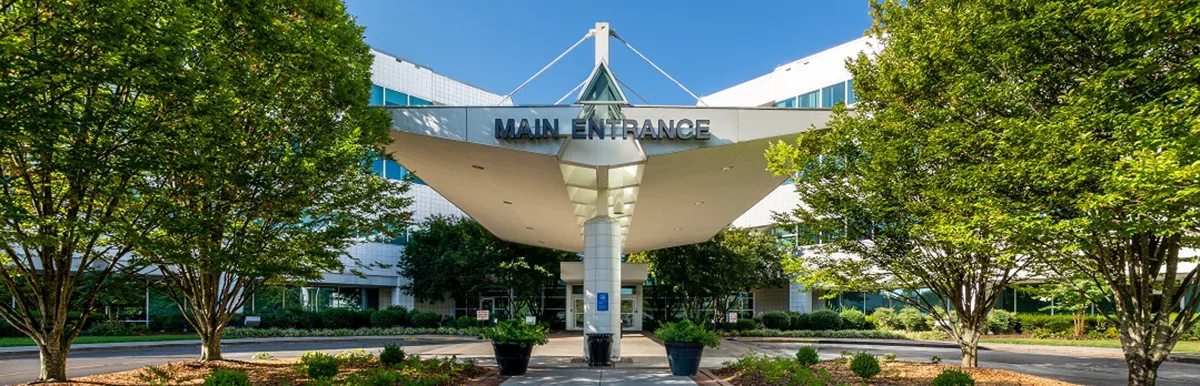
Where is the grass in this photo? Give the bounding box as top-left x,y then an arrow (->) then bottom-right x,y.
0,334 -> 199,347
980,337 -> 1200,353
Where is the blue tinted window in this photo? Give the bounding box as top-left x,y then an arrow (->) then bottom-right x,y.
371,158 -> 385,176
409,96 -> 432,106
846,79 -> 857,105
384,160 -> 406,180
384,89 -> 408,106
821,82 -> 847,107
797,90 -> 820,108
369,85 -> 384,106
774,97 -> 796,108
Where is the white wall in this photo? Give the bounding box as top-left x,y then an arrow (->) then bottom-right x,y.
700,37 -> 877,108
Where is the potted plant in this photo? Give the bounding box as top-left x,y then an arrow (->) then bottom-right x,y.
655,320 -> 721,376
480,319 -> 549,376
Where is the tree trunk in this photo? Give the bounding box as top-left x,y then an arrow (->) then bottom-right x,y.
1126,354 -> 1159,386
37,335 -> 69,381
956,324 -> 981,367
199,327 -> 223,361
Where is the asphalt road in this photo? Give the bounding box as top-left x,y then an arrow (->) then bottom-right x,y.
745,341 -> 1200,386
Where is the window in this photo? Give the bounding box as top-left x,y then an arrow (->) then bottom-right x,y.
727,292 -> 754,318
384,160 -> 406,180
821,82 -> 846,107
384,89 -> 408,106
409,96 -> 432,106
371,158 -> 385,176
774,97 -> 796,108
797,90 -> 820,108
846,79 -> 857,105
369,85 -> 384,106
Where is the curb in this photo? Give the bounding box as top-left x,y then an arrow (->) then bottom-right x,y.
733,337 -> 1200,364
0,335 -> 481,359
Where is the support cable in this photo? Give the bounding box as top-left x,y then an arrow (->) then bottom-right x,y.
499,31 -> 594,105
611,33 -> 708,106
555,78 -> 589,105
612,71 -> 651,105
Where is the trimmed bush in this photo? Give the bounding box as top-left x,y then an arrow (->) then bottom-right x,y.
840,309 -> 866,330
789,312 -> 810,330
83,321 -> 133,336
808,309 -> 843,330
300,351 -> 339,380
319,308 -> 360,330
736,319 -> 756,331
370,306 -> 409,328
850,352 -> 881,379
380,344 -> 406,366
455,315 -> 480,329
897,307 -> 929,332
986,310 -> 1018,334
871,307 -> 895,330
795,345 -> 819,367
410,312 -> 440,328
204,369 -> 250,386
762,311 -> 791,330
720,322 -> 738,332
721,329 -> 905,339
932,369 -> 976,386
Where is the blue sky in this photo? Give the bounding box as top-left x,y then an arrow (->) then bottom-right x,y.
345,1 -> 873,105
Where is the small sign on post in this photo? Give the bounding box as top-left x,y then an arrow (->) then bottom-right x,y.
597,293 -> 609,312
476,310 -> 489,321
525,315 -> 537,325
728,313 -> 738,324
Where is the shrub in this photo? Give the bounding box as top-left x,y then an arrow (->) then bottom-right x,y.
480,319 -> 548,347
728,354 -> 831,385
932,369 -> 976,386
897,307 -> 929,332
319,308 -> 362,330
884,352 -> 898,361
204,369 -> 249,386
986,310 -> 1018,334
719,322 -> 738,332
410,312 -> 440,328
870,308 -> 896,330
335,349 -> 373,366
795,346 -> 819,367
84,321 -> 133,336
736,319 -> 756,331
370,306 -> 409,328
380,344 -> 405,366
721,329 -> 906,339
642,318 -> 660,332
808,309 -> 843,330
149,313 -> 191,333
251,352 -> 273,360
762,311 -> 792,330
654,320 -> 720,348
1029,327 -> 1054,339
299,351 -> 340,380
454,316 -> 479,329
850,352 -> 881,379
789,312 -> 810,330
840,309 -> 867,330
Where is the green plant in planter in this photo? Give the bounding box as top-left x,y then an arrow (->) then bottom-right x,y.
654,320 -> 720,348
480,319 -> 548,347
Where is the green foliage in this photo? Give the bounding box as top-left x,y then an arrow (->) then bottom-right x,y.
897,307 -> 929,332
203,369 -> 250,386
221,326 -> 481,339
986,310 -> 1018,335
1029,328 -> 1054,340
870,308 -> 895,331
933,369 -> 976,386
480,319 -> 548,348
410,312 -> 441,329
722,329 -> 905,339
795,346 -> 819,367
807,310 -> 843,331
840,309 -> 867,330
762,311 -> 792,330
727,355 -> 832,386
736,319 -> 756,331
454,316 -> 480,329
850,352 -> 881,379
370,307 -> 410,328
335,349 -> 374,366
299,352 -> 340,380
251,352 -> 274,361
83,322 -> 134,337
321,308 -> 366,330
379,344 -> 405,367
137,365 -> 179,386
884,352 -> 898,361
789,312 -> 810,330
655,320 -> 720,348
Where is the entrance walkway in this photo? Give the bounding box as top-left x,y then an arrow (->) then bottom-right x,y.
500,369 -> 695,385
500,333 -> 703,385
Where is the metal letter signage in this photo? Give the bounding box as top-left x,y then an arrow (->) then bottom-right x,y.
597,292 -> 609,311
497,118 -> 710,140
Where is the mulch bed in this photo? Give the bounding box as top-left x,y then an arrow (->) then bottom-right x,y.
711,360 -> 1079,386
24,359 -> 500,386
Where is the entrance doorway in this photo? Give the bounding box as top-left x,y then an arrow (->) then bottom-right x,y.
565,285 -> 642,331
479,297 -> 510,320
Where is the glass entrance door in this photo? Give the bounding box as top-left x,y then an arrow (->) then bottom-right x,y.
572,296 -> 585,330
620,298 -> 637,330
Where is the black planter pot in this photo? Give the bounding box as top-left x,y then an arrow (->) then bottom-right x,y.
664,342 -> 705,376
491,341 -> 534,376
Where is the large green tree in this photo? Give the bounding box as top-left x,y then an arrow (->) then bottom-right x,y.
132,0 -> 410,361
399,215 -> 572,318
629,227 -> 789,322
0,0 -> 190,380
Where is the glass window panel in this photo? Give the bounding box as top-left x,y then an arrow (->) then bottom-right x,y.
774,97 -> 796,108
846,79 -> 857,105
384,160 -> 406,180
384,89 -> 408,106
369,85 -> 384,106
371,158 -> 384,176
821,82 -> 847,107
797,90 -> 820,108
409,96 -> 432,106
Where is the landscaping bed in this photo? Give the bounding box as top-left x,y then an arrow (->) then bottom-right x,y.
711,356 -> 1077,386
26,351 -> 498,386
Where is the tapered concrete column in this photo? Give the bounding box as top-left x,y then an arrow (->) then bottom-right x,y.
584,217 -> 622,361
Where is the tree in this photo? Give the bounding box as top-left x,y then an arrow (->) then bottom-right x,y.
629,228 -> 789,322
132,0 -> 410,361
399,215 -> 572,318
0,0 -> 191,380
1022,279 -> 1107,338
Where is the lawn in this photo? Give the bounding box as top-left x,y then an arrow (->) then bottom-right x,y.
981,337 -> 1200,353
0,334 -> 198,348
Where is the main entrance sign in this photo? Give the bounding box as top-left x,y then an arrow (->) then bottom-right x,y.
494,118 -> 712,140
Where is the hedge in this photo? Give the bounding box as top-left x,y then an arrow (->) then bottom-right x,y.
221,326 -> 482,339
721,328 -> 905,339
